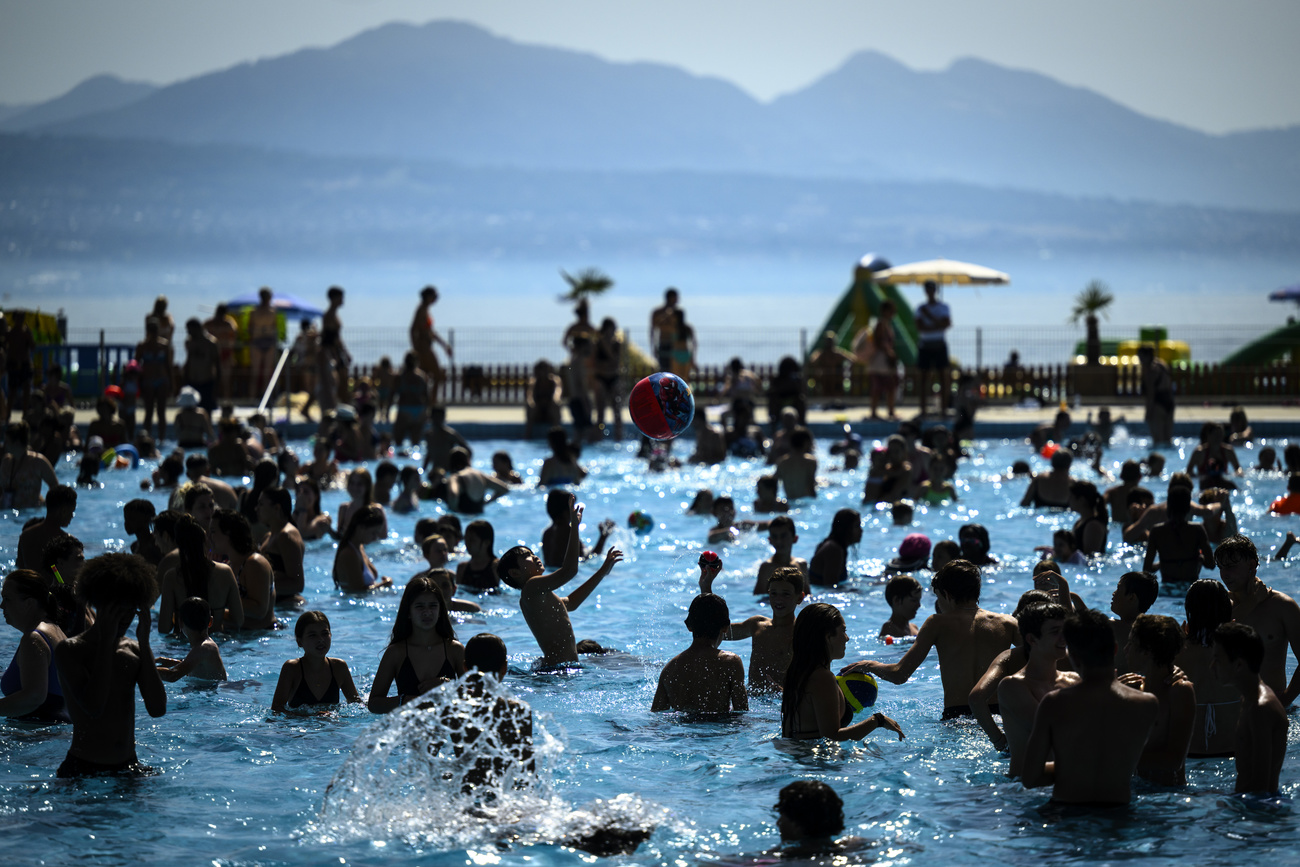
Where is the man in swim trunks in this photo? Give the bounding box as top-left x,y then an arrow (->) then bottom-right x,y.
0,421 -> 59,510
53,553 -> 167,778
914,280 -> 951,417
248,287 -> 280,400
1215,534 -> 1300,707
841,559 -> 1017,718
4,310 -> 36,424
649,288 -> 680,372
1021,608 -> 1157,806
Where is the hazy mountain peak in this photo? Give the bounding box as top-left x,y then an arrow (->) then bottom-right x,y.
0,74 -> 155,132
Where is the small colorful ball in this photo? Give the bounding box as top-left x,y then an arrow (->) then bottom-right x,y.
628,510 -> 654,534
628,372 -> 695,441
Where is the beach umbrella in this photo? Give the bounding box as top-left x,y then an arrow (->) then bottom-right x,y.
224,290 -> 324,318
1268,284 -> 1300,303
871,258 -> 1010,286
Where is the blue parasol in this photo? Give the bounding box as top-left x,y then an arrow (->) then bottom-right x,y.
1268,284 -> 1300,304
225,290 -> 324,318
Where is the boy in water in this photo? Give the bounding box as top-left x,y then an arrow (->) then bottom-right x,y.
1022,608 -> 1158,805
497,494 -> 622,667
771,781 -> 863,856
879,575 -> 923,639
1213,622 -> 1288,794
997,602 -> 1078,778
1122,614 -> 1195,786
702,560 -> 803,692
651,593 -> 748,713
707,496 -> 766,545
843,559 -> 1017,718
53,553 -> 167,777
1215,534 -> 1300,707
15,483 -> 75,572
1109,570 -> 1158,674
754,516 -> 808,594
123,498 -> 162,565
155,597 -> 228,682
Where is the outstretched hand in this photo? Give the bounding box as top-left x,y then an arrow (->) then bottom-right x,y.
601,547 -> 624,572
872,712 -> 906,741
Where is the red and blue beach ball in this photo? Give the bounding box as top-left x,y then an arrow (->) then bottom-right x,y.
628,372 -> 695,441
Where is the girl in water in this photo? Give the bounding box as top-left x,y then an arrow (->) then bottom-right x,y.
332,504 -> 393,593
159,515 -> 243,634
808,509 -> 862,587
367,577 -> 465,712
210,509 -> 276,630
781,603 -> 904,741
538,426 -> 587,488
1068,480 -> 1109,556
1174,579 -> 1240,757
0,569 -> 69,722
291,477 -> 334,541
271,611 -> 362,712
336,467 -> 379,539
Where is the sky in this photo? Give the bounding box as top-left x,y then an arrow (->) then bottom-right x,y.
1,0 -> 1298,135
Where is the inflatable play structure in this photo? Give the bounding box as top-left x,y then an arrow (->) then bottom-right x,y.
1219,322 -> 1300,366
809,255 -> 921,366
1071,327 -> 1191,367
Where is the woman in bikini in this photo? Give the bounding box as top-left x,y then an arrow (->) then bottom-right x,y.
367,576 -> 465,712
158,515 -> 243,634
134,319 -> 172,444
257,486 -> 306,603
1142,486 -> 1215,589
332,504 -> 393,594
1067,480 -> 1109,556
1174,579 -> 1240,757
290,477 -> 334,541
271,611 -> 362,712
1020,449 -> 1074,509
781,602 -> 904,742
210,509 -> 276,630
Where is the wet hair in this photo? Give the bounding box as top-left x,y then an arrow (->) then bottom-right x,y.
930,539 -> 961,570
1126,487 -> 1155,506
465,633 -> 508,673
790,428 -> 813,451
776,780 -> 844,838
712,495 -> 736,514
399,465 -> 421,487
1052,529 -> 1077,552
339,503 -> 386,547
884,574 -> 922,606
1184,579 -> 1232,647
1214,534 -> 1258,570
46,484 -> 77,511
178,597 -> 211,632
1063,608 -> 1116,669
213,508 -> 255,557
153,509 -> 182,541
932,559 -> 980,604
294,610 -> 330,643
260,486 -> 293,520
1069,480 -> 1107,521
174,515 -> 213,600
390,576 -> 455,645
496,545 -> 533,589
1214,622 -> 1264,673
1014,589 -> 1053,617
3,569 -> 57,621
183,482 -> 214,512
824,509 -> 861,549
464,519 -> 494,550
184,452 -> 209,475
345,467 -> 374,504
958,523 -> 991,556
1168,472 -> 1194,493
769,566 -> 803,594
1120,459 -> 1143,484
375,460 -> 399,483
414,517 -> 440,542
891,500 -> 914,524
425,568 -> 456,600
756,475 -> 778,496
1117,571 -> 1159,612
1033,558 -> 1060,578
420,533 -> 448,557
1166,486 -> 1192,521
546,426 -> 577,463
75,553 -> 158,610
688,490 -> 715,513
436,516 -> 462,546
767,515 -> 795,537
294,477 -> 323,518
448,447 -> 471,473
781,603 -> 845,736
685,593 -> 730,637
1018,601 -> 1067,647
546,488 -> 571,522
1130,614 -> 1184,667
1049,449 -> 1073,472
43,533 -> 84,569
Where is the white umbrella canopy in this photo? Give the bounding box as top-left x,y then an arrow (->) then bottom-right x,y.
871,258 -> 1010,286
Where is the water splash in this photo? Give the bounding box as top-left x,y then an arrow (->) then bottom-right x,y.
308,673 -> 664,853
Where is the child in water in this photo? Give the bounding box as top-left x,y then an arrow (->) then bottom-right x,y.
155,597 -> 227,682
880,575 -> 923,639
271,611 -> 362,712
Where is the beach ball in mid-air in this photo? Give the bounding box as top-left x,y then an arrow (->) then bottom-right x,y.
628,510 -> 654,534
629,372 -> 694,440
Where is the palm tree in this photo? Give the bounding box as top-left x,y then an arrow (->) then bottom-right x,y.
559,268 -> 614,303
1070,280 -> 1114,366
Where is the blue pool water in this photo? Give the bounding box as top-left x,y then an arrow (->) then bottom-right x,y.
1,431 -> 1298,866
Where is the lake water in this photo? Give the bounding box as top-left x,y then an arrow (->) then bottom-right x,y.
0,432 -> 1297,866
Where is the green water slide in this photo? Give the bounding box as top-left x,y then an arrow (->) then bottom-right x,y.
1220,322 -> 1300,366
810,271 -> 920,365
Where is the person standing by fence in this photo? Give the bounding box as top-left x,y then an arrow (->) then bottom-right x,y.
411,286 -> 451,405
203,305 -> 238,404
915,280 -> 952,418
1139,345 -> 1175,446
650,288 -> 680,372
248,289 -> 280,401
319,286 -> 350,413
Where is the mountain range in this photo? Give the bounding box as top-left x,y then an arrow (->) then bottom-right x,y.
5,20 -> 1298,213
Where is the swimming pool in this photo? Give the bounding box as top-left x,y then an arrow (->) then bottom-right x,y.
1,430 -> 1297,866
